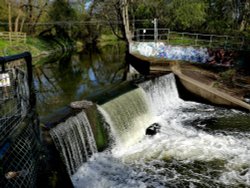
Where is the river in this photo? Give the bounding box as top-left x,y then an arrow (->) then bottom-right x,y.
33,43 -> 126,123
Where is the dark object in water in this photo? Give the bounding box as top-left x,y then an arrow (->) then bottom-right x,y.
146,123 -> 161,136
243,94 -> 250,104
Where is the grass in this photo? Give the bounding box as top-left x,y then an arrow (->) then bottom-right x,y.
97,34 -> 121,47
0,36 -> 76,58
160,33 -> 246,49
0,37 -> 46,57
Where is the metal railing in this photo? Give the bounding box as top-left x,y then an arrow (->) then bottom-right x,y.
0,52 -> 40,188
135,28 -> 247,50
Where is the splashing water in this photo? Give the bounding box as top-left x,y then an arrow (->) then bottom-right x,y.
50,111 -> 97,175
72,74 -> 250,187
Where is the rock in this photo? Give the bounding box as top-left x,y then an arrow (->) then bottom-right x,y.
146,123 -> 161,136
243,94 -> 250,104
70,100 -> 93,109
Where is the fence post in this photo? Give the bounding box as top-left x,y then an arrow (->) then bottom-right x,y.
143,29 -> 146,42
136,29 -> 139,41
224,36 -> 228,49
209,35 -> 213,47
240,37 -> 244,50
195,34 -> 198,46
8,32 -> 12,44
167,30 -> 170,44
153,18 -> 158,43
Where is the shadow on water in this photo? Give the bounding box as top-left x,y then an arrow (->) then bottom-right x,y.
33,42 -> 127,124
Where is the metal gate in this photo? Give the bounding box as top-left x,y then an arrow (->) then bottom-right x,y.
0,52 -> 40,188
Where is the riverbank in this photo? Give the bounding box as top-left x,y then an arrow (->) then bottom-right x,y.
0,36 -> 83,63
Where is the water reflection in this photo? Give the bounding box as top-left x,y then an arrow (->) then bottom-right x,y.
34,43 -> 126,123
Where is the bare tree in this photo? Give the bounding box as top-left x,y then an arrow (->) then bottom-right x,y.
92,0 -> 132,42
7,2 -> 12,33
14,0 -> 25,32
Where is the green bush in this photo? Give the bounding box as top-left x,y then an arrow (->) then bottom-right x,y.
218,69 -> 236,86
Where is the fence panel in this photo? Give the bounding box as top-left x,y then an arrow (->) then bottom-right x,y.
0,32 -> 26,43
0,52 -> 40,188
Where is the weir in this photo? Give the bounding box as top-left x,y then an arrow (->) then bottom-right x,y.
139,73 -> 182,115
99,88 -> 154,148
49,73 -> 250,187
50,111 -> 97,175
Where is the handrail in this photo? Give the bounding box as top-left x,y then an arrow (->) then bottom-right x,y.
135,28 -> 247,50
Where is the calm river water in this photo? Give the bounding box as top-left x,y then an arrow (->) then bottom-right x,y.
33,43 -> 126,123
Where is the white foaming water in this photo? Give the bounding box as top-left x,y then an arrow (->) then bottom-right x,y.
100,88 -> 155,149
139,73 -> 183,115
50,111 -> 97,175
72,74 -> 250,187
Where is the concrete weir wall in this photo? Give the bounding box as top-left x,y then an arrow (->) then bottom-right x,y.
129,43 -> 250,111
172,67 -> 250,111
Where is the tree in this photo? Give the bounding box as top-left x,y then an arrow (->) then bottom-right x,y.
91,0 -> 132,42
131,0 -> 207,32
26,0 -> 49,34
47,0 -> 77,37
0,0 -> 50,35
14,0 -> 25,32
168,0 -> 207,30
204,0 -> 250,34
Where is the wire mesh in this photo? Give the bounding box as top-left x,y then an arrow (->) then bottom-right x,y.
0,119 -> 40,188
0,54 -> 40,188
0,67 -> 30,144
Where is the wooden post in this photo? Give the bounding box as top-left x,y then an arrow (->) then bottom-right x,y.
136,29 -> 139,41
240,37 -> 244,50
167,30 -> 170,44
209,35 -> 213,47
224,36 -> 228,49
195,34 -> 198,46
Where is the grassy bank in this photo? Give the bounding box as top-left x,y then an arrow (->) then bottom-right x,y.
97,34 -> 121,47
0,36 -> 79,61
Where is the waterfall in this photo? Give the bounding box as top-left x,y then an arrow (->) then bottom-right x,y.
98,73 -> 180,148
72,73 -> 250,188
50,111 -> 97,175
99,88 -> 154,148
139,73 -> 183,115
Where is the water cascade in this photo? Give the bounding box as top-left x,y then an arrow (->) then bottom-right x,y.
99,88 -> 154,148
71,73 -> 250,187
50,111 -> 97,175
139,73 -> 183,115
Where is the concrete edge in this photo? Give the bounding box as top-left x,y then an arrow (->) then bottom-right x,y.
172,66 -> 250,112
